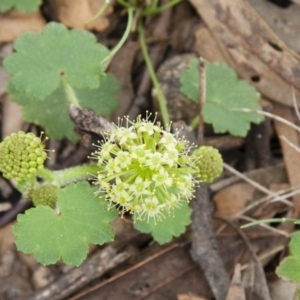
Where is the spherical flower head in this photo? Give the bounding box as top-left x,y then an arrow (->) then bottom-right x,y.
192,146 -> 223,183
0,131 -> 47,182
92,115 -> 198,222
32,184 -> 58,208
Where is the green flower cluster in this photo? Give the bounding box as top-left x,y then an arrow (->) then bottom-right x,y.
0,131 -> 47,182
32,184 -> 58,208
192,146 -> 223,183
93,115 -> 199,222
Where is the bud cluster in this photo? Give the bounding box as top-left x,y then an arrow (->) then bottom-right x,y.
93,115 -> 199,222
0,131 -> 47,182
32,184 -> 58,208
192,146 -> 223,183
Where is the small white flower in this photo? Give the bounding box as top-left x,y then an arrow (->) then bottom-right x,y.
131,145 -> 150,163
105,160 -> 121,175
117,127 -> 138,145
115,151 -> 132,168
113,178 -> 129,193
100,143 -> 115,159
137,121 -> 160,136
160,132 -> 177,149
152,168 -> 173,187
145,152 -> 163,170
129,176 -> 151,196
163,149 -> 178,167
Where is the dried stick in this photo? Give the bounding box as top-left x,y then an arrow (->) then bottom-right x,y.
25,246 -> 131,300
189,57 -> 230,300
191,187 -> 231,300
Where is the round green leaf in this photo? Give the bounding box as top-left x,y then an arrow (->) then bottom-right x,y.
0,0 -> 41,12
133,201 -> 192,244
13,182 -> 118,266
4,22 -> 109,99
180,59 -> 264,137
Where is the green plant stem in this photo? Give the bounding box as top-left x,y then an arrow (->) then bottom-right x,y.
101,7 -> 135,65
190,115 -> 199,129
142,0 -> 181,16
37,168 -> 55,181
117,0 -> 130,8
138,22 -> 170,128
241,217 -> 300,228
37,164 -> 100,187
62,77 -> 80,107
51,163 -> 100,186
86,0 -> 111,23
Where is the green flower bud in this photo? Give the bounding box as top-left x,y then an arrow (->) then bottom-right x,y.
22,185 -> 34,201
192,146 -> 223,183
0,131 -> 47,182
92,115 -> 199,222
32,184 -> 58,208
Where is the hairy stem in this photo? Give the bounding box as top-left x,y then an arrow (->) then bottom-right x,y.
138,21 -> 170,128
62,77 -> 80,107
39,164 -> 100,187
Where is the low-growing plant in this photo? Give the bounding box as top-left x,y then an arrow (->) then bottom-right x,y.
0,0 -> 267,267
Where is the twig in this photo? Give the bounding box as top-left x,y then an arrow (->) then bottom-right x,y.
176,121 -> 230,300
215,216 -> 273,300
238,215 -> 290,237
280,135 -> 300,154
191,186 -> 231,300
233,109 -> 300,134
292,87 -> 300,121
291,0 -> 300,5
25,246 -> 131,300
223,163 -> 278,198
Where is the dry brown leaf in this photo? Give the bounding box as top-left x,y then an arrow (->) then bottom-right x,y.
249,0 -> 300,53
0,224 -> 33,299
268,277 -> 300,300
225,264 -> 246,300
193,25 -> 225,62
49,0 -> 113,31
189,0 -> 300,108
0,11 -> 46,44
273,103 -> 300,216
2,94 -> 24,137
214,182 -> 255,218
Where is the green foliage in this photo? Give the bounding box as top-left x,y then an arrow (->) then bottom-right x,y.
179,58 -> 200,103
4,22 -> 109,99
3,22 -> 120,142
180,58 -> 264,137
133,201 -> 192,244
7,73 -> 119,143
13,182 -> 118,266
277,232 -> 300,283
0,0 -> 41,12
8,83 -> 79,142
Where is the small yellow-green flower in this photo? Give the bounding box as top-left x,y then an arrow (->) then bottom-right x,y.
0,131 -> 47,182
92,115 -> 199,222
